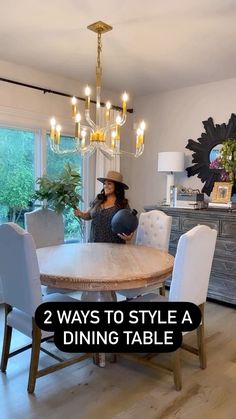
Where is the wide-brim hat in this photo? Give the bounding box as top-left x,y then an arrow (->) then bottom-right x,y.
97,170 -> 129,190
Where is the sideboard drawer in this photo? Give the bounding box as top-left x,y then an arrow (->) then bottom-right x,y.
208,274 -> 236,304
181,217 -> 219,232
221,221 -> 236,238
169,232 -> 182,249
214,239 -> 236,259
171,216 -> 180,231
212,258 -> 236,276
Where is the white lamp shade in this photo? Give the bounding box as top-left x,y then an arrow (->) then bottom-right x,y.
158,152 -> 185,172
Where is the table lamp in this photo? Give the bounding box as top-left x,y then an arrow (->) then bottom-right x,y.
158,151 -> 185,205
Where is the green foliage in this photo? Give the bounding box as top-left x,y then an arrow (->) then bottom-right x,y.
64,207 -> 85,239
220,139 -> 236,182
34,163 -> 83,213
0,128 -> 34,222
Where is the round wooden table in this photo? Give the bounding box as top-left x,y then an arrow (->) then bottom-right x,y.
37,242 -> 174,366
37,242 -> 174,301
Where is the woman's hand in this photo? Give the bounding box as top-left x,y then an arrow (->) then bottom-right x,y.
117,232 -> 133,241
74,208 -> 82,218
74,208 -> 91,220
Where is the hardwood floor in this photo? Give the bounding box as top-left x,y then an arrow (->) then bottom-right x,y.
0,301 -> 235,419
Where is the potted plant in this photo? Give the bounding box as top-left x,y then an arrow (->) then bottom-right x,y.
33,163 -> 84,234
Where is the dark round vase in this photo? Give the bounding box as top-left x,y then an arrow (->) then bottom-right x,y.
111,209 -> 139,235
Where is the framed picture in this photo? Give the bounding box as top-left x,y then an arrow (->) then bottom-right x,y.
211,182 -> 232,203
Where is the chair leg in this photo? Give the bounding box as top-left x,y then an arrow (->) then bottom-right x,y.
171,349 -> 182,391
27,320 -> 41,394
1,304 -> 13,373
159,284 -> 166,296
109,354 -> 117,363
197,303 -> 206,369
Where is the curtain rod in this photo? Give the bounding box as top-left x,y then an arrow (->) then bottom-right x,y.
0,77 -> 133,114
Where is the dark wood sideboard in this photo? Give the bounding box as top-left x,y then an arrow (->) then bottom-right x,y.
144,206 -> 236,306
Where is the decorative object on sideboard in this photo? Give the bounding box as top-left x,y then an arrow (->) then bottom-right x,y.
157,151 -> 185,205
211,138 -> 236,184
176,188 -> 205,209
208,181 -> 235,210
185,114 -> 236,196
210,182 -> 233,204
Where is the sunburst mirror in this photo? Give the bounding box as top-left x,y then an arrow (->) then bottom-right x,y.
185,113 -> 236,195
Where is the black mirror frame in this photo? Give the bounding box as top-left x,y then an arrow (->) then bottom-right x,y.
185,113 -> 236,196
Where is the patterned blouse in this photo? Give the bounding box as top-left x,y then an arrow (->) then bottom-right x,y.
89,200 -> 127,244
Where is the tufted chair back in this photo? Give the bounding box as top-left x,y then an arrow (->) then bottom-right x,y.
117,210 -> 172,300
136,210 -> 172,251
24,208 -> 64,249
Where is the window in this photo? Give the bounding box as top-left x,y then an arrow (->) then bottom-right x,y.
0,127 -> 83,242
46,134 -> 83,241
0,127 -> 35,226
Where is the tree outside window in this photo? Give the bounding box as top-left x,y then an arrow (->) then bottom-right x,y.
0,128 -> 34,225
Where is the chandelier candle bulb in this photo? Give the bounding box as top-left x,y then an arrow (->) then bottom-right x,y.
122,92 -> 128,114
81,130 -> 86,148
50,117 -> 56,140
85,86 -> 91,110
111,131 -> 116,149
75,113 -> 81,139
115,116 -> 121,140
136,128 -> 143,148
71,97 -> 77,117
140,120 -> 146,133
115,125 -> 120,140
55,125 -> 61,145
106,101 -> 111,122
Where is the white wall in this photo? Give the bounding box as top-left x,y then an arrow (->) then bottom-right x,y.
124,77 -> 236,213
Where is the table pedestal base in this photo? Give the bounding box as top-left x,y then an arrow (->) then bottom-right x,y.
81,290 -> 117,367
80,291 -> 117,302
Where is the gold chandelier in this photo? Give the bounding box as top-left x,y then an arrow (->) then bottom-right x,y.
50,21 -> 146,158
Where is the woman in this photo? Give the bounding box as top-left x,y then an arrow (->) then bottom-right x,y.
74,170 -> 133,243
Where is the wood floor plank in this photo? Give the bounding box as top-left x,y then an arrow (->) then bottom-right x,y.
0,301 -> 235,419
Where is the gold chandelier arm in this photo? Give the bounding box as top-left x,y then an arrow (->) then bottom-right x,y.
49,142 -> 78,155
119,145 -> 145,158
49,137 -> 96,156
99,142 -> 144,158
76,143 -> 96,157
85,110 -> 96,129
118,114 -> 127,126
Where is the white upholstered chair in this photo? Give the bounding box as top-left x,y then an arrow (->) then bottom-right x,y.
118,210 -> 172,299
24,207 -> 64,248
0,223 -> 85,393
24,208 -> 68,294
131,225 -> 217,390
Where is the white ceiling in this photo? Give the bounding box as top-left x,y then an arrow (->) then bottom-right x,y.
1,0 -> 236,97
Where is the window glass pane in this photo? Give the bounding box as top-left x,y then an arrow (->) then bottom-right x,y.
46,134 -> 82,242
0,127 -> 35,227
